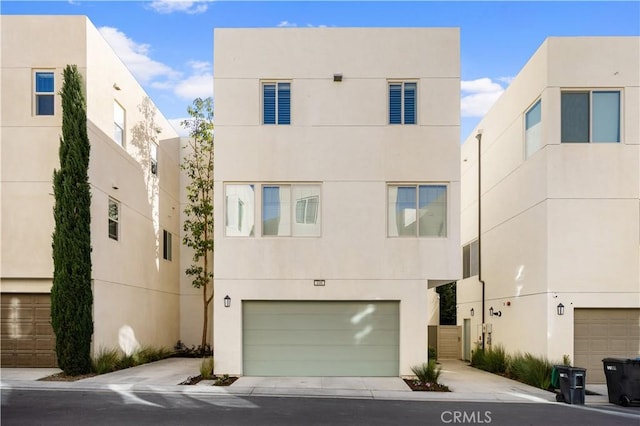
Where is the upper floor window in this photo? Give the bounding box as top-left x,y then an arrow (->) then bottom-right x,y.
35,71 -> 55,116
525,99 -> 542,158
225,184 -> 256,237
150,143 -> 158,176
114,101 -> 125,146
561,91 -> 620,143
263,82 -> 290,125
462,239 -> 479,279
108,198 -> 119,241
162,230 -> 172,261
388,184 -> 447,237
263,184 -> 321,237
389,82 -> 417,124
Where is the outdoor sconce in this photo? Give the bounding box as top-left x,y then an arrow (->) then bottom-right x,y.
470,308 -> 475,317
557,303 -> 565,316
224,295 -> 231,308
333,73 -> 343,82
113,83 -> 121,91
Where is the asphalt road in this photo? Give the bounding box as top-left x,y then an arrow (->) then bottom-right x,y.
1,388 -> 639,426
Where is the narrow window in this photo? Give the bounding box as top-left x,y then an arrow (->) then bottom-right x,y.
525,99 -> 542,158
108,198 -> 119,241
561,90 -> 620,143
225,184 -> 255,236
463,240 -> 479,279
263,82 -> 291,125
163,230 -> 172,261
150,143 -> 158,176
114,101 -> 125,146
389,82 -> 417,124
35,71 -> 55,116
388,184 -> 447,237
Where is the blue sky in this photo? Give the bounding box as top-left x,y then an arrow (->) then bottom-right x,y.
3,1 -> 639,140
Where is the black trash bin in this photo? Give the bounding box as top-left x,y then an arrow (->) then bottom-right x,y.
554,365 -> 586,405
602,358 -> 640,406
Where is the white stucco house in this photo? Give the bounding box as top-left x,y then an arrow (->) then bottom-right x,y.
212,27 -> 461,377
456,36 -> 640,383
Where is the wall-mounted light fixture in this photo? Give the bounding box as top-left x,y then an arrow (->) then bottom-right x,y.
113,83 -> 121,91
313,279 -> 325,286
557,303 -> 565,316
489,307 -> 502,317
333,73 -> 343,82
111,182 -> 119,190
224,295 -> 231,308
470,308 -> 475,317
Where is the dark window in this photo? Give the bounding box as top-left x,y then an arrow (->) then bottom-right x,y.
263,82 -> 290,125
35,72 -> 54,116
163,230 -> 172,261
389,82 -> 417,124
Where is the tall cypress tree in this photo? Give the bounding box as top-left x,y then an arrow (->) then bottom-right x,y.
51,65 -> 93,375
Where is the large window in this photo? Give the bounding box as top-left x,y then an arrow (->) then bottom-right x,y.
389,82 -> 417,124
162,230 -> 172,261
525,99 -> 542,158
263,184 -> 321,237
108,198 -> 119,241
462,240 -> 479,279
388,184 -> 447,237
263,82 -> 291,125
114,101 -> 125,146
561,91 -> 620,143
225,184 -> 255,236
35,71 -> 55,116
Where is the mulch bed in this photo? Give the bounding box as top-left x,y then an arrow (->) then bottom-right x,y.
403,379 -> 451,392
179,375 -> 239,386
38,372 -> 97,382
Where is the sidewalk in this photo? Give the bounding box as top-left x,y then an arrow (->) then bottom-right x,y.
0,358 -> 611,404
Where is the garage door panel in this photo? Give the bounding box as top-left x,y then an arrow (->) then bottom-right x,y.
243,301 -> 399,376
244,329 -> 399,346
574,308 -> 640,384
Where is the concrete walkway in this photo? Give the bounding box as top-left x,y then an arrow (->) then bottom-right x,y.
0,358 -> 611,404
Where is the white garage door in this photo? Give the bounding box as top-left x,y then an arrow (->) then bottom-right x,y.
574,308 -> 640,384
243,301 -> 399,376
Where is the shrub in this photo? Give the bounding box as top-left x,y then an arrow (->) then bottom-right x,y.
92,347 -> 120,374
471,348 -> 486,368
508,352 -> 554,390
200,357 -> 214,380
562,354 -> 571,367
411,360 -> 442,384
428,346 -> 437,360
484,344 -> 508,374
136,345 -> 172,364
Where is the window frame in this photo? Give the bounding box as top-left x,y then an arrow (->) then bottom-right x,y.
224,183 -> 256,237
162,229 -> 172,261
114,100 -> 126,146
524,98 -> 542,159
262,81 -> 291,125
261,183 -> 322,237
388,81 -> 418,125
108,198 -> 120,241
387,183 -> 448,238
150,142 -> 158,176
34,70 -> 55,116
561,89 -> 621,144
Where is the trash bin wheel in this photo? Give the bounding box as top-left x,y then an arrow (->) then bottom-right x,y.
620,395 -> 631,407
556,393 -> 565,402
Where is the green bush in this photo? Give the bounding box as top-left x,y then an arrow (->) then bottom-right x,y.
135,345 -> 172,364
484,344 -> 508,374
428,346 -> 437,360
471,348 -> 486,368
411,359 -> 442,384
507,352 -> 555,389
92,347 -> 120,374
200,357 -> 214,380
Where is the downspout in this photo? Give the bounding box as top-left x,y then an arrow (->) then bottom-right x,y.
476,130 -> 486,351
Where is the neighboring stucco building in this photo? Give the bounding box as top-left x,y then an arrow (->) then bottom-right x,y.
0,15 -> 184,366
457,37 -> 640,383
213,28 -> 461,376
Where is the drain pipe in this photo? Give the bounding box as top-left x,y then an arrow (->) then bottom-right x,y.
476,130 -> 486,351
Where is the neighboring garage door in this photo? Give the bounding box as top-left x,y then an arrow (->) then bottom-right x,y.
574,308 -> 640,384
243,301 -> 399,376
1,293 -> 57,367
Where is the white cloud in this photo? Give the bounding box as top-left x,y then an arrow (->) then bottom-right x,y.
99,26 -> 180,85
277,21 -> 297,27
461,77 -> 505,117
173,60 -> 213,100
149,0 -> 211,15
